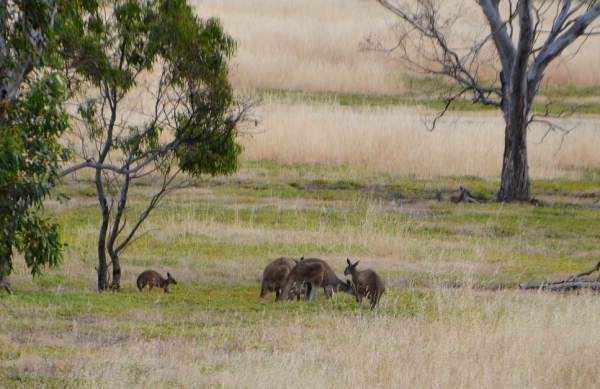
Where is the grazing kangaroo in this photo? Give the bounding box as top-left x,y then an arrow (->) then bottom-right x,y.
260,257 -> 298,300
277,257 -> 354,302
344,258 -> 385,310
136,270 -> 177,293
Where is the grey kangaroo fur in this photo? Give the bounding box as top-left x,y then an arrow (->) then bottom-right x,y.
260,257 -> 298,300
136,270 -> 177,293
289,281 -> 308,301
288,282 -> 331,301
277,257 -> 354,302
344,258 -> 385,310
450,186 -> 480,204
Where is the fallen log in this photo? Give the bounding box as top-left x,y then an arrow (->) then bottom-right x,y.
518,282 -> 600,291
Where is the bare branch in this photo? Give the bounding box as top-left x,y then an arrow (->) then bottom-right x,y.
530,2 -> 600,89
59,137 -> 182,177
477,0 -> 517,73
374,1 -> 506,110
529,117 -> 575,155
113,169 -> 191,255
520,259 -> 600,290
518,281 -> 600,290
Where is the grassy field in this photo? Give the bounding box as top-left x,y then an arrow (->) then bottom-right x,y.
2,163 -> 600,388
3,0 -> 600,387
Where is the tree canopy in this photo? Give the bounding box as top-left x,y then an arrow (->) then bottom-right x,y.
0,0 -> 70,282
56,0 -> 256,290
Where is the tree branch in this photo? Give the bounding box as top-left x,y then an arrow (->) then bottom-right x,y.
374,0 -> 504,109
477,0 -> 517,74
529,2 -> 600,90
113,168 -> 189,255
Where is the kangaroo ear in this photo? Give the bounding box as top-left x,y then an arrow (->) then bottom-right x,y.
354,260 -> 360,267
300,256 -> 304,261
347,258 -> 351,265
167,272 -> 171,278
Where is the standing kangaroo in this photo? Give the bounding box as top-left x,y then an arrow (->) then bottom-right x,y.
344,258 -> 385,310
136,270 -> 177,293
260,257 -> 298,300
277,257 -> 354,302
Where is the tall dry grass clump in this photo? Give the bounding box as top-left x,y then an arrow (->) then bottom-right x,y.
240,99 -> 600,179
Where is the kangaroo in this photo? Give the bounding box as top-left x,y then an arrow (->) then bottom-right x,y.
288,282 -> 328,301
136,270 -> 177,293
260,257 -> 298,300
344,258 -> 385,310
277,257 -> 354,302
450,186 -> 479,204
289,281 -> 307,301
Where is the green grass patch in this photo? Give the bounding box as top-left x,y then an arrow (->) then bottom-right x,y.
260,81 -> 600,114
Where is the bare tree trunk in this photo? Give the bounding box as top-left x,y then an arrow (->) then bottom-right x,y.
0,261 -> 12,294
496,0 -> 533,202
107,173 -> 130,290
111,254 -> 121,289
96,215 -> 110,291
497,114 -> 531,201
96,168 -> 110,291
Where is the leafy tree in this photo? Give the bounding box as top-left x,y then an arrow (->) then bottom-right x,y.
0,0 -> 70,286
58,0 -> 257,290
373,0 -> 600,201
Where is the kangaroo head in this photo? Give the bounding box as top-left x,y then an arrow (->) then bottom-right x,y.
343,279 -> 356,296
167,272 -> 177,284
460,186 -> 473,197
344,258 -> 360,276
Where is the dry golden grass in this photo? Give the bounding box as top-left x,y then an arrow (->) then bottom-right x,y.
194,0 -> 600,92
188,0 -> 600,178
193,0 -> 405,94
5,172 -> 600,386
4,284 -> 600,388
240,99 -> 600,179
